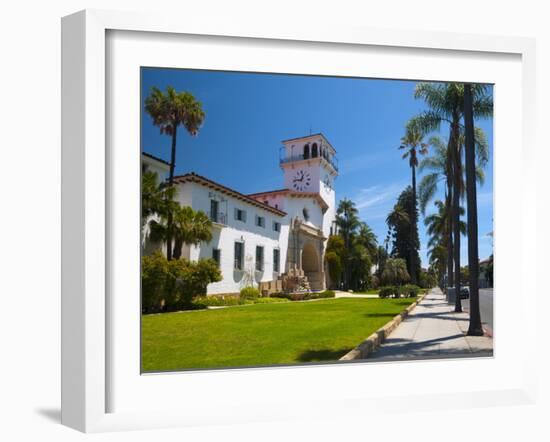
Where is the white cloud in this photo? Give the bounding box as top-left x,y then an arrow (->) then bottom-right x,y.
351,182 -> 407,220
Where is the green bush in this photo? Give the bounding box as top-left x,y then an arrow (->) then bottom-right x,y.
401,284 -> 420,298
270,290 -> 335,301
269,292 -> 289,299
141,252 -> 222,312
193,294 -> 244,308
316,290 -> 335,298
379,286 -> 397,299
142,251 -> 169,311
240,286 -> 260,299
253,297 -> 289,304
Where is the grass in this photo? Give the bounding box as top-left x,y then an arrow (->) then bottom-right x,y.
142,297 -> 416,372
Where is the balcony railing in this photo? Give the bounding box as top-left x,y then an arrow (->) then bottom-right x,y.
210,212 -> 228,225
279,151 -> 339,173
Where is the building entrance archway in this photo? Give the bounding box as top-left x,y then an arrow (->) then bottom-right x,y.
301,240 -> 324,290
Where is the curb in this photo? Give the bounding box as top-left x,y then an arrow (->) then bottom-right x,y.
339,292 -> 428,361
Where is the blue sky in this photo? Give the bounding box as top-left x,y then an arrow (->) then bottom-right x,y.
141,68 -> 494,267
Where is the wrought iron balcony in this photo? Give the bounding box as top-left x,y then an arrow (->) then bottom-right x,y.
279,147 -> 338,173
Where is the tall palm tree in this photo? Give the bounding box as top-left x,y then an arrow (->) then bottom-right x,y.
399,120 -> 428,284
418,131 -> 488,291
463,84 -> 484,336
413,82 -> 492,312
424,200 -> 466,288
336,198 -> 360,289
144,86 -> 205,259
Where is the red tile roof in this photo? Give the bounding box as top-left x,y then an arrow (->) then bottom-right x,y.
173,173 -> 287,217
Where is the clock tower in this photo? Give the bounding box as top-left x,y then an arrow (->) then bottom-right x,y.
279,133 -> 338,237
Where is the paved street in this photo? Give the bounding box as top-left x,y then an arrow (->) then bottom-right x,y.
461,288 -> 493,334
368,288 -> 493,361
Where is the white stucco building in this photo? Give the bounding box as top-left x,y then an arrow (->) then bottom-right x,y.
142,133 -> 339,295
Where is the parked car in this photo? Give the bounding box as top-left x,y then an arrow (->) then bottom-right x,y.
460,286 -> 470,299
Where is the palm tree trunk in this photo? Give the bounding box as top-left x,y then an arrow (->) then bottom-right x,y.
451,121 -> 462,313
446,164 -> 454,292
410,164 -> 417,285
464,84 -> 483,335
166,123 -> 178,260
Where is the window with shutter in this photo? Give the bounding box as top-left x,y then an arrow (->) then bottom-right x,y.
255,246 -> 264,272
273,249 -> 280,273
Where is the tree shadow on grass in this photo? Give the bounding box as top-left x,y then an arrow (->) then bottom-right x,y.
363,313 -> 396,319
297,348 -> 353,362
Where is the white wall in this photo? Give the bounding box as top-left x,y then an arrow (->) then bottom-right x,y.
177,181 -> 287,294
1,2 -> 548,442
284,195 -> 324,230
141,156 -> 169,182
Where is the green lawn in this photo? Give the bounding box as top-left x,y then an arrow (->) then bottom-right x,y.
142,297 -> 415,371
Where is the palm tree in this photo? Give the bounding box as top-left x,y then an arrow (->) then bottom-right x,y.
413,82 -> 492,312
463,83 -> 484,336
418,131 -> 488,291
141,171 -> 176,219
150,205 -> 213,260
144,86 -> 205,259
356,222 -> 378,258
399,120 -> 428,284
171,206 -> 213,260
335,199 -> 360,289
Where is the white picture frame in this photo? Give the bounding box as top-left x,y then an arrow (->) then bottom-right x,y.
61,9 -> 537,433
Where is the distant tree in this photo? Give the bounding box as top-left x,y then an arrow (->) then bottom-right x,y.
386,187 -> 421,280
348,240 -> 373,291
381,258 -> 411,286
356,222 -> 378,258
460,266 -> 470,286
325,235 -> 346,289
335,199 -> 360,289
399,119 -> 428,284
375,245 -> 389,280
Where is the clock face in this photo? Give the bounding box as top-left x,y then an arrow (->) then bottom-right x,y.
323,174 -> 332,190
292,169 -> 312,191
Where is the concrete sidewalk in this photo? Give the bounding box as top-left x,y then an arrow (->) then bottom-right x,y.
368,288 -> 493,361
334,290 -> 379,299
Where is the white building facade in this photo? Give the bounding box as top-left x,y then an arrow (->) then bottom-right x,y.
142,134 -> 339,295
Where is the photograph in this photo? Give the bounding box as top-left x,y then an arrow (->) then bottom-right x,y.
140,68 -> 494,372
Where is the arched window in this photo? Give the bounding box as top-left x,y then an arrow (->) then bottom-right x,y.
311,143 -> 318,158
303,144 -> 310,159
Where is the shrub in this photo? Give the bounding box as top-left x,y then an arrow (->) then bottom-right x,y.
240,286 -> 260,299
381,258 -> 411,286
193,294 -> 244,308
316,290 -> 335,298
141,252 -> 222,312
170,258 -> 222,308
289,293 -> 307,301
141,251 -> 169,311
270,292 -> 290,300
253,297 -> 289,304
271,290 -> 335,301
379,286 -> 397,299
401,284 -> 420,298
